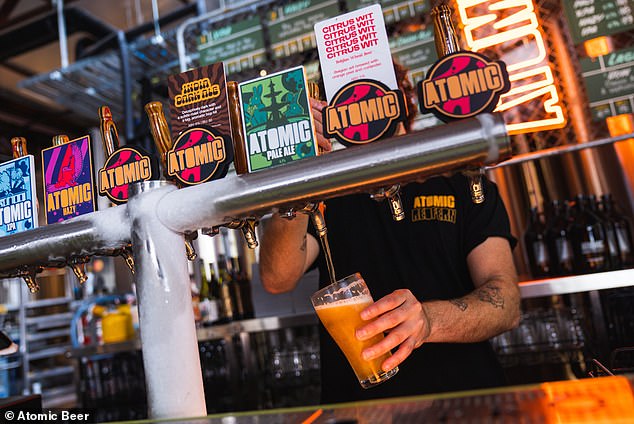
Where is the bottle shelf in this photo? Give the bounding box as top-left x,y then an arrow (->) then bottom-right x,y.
519,268 -> 634,299
29,365 -> 74,380
26,328 -> 70,342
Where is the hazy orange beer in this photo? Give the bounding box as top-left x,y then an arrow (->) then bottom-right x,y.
311,273 -> 398,388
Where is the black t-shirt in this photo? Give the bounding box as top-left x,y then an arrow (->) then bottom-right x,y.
309,174 -> 516,404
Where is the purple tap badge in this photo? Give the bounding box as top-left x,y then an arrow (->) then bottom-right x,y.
42,135 -> 96,224
0,155 -> 38,236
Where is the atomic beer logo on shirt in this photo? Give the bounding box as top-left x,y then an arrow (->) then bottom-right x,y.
411,194 -> 456,224
323,79 -> 407,146
417,51 -> 510,122
0,155 -> 38,236
42,135 -> 95,224
167,127 -> 229,185
98,147 -> 157,204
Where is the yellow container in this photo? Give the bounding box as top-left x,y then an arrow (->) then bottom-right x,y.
101,305 -> 134,344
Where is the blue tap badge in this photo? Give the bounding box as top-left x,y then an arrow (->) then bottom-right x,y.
0,155 -> 38,236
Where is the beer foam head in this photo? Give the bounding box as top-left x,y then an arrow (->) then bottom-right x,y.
313,294 -> 373,309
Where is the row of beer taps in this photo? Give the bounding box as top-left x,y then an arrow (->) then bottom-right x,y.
4,77 -> 485,295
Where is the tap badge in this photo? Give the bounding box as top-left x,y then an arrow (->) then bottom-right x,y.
98,147 -> 158,204
417,51 -> 510,122
167,127 -> 230,185
0,155 -> 38,236
168,62 -> 234,183
323,80 -> 407,146
42,135 -> 95,224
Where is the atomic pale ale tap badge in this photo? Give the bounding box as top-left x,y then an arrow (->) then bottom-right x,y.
238,66 -> 318,172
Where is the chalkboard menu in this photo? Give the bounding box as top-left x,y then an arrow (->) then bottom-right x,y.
198,16 -> 266,74
581,46 -> 634,120
564,0 -> 634,44
346,0 -> 429,25
389,28 -> 436,85
266,0 -> 340,59
389,29 -> 440,130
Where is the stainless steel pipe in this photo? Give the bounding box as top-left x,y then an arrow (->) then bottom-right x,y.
0,205 -> 128,274
158,113 -> 510,232
0,113 -> 509,275
128,181 -> 206,419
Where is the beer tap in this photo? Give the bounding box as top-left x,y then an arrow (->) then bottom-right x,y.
16,265 -> 43,294
49,135 -> 91,281
463,168 -> 485,204
225,218 -> 259,249
430,4 -> 486,204
369,185 -> 405,221
120,246 -> 136,274
68,257 -> 89,284
145,101 -> 198,260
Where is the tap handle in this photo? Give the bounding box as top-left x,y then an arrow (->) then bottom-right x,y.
10,137 -> 28,158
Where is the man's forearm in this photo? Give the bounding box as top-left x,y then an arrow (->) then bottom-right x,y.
423,278 -> 520,344
259,214 -> 311,294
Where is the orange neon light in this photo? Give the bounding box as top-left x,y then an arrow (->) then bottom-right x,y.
456,0 -> 566,135
584,36 -> 612,58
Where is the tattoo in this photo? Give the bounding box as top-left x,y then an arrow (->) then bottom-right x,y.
300,234 -> 307,251
450,299 -> 468,311
476,284 -> 504,309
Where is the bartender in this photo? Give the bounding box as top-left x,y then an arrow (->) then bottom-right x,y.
259,95 -> 520,403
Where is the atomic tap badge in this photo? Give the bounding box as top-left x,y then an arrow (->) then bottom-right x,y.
167,127 -> 230,185
417,51 -> 510,122
323,80 -> 407,146
98,147 -> 157,204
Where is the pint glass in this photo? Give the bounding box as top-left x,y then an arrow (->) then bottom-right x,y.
311,273 -> 398,388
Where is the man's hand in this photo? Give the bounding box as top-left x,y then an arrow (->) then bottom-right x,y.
310,98 -> 332,153
355,289 -> 431,372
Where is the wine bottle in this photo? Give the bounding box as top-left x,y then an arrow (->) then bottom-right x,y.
570,195 -> 609,273
546,200 -> 574,276
601,194 -> 634,268
524,207 -> 551,278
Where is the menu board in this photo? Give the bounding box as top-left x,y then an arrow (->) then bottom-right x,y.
389,28 -> 440,130
346,0 -> 429,25
389,28 -> 437,85
564,0 -> 634,44
581,45 -> 634,120
266,0 -> 340,59
198,16 -> 266,74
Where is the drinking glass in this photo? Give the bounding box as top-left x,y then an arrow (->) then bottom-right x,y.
311,273 -> 398,388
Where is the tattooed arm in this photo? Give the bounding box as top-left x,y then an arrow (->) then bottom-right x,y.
259,213 -> 320,294
356,237 -> 520,372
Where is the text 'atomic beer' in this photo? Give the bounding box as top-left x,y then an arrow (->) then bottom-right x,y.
41,134 -> 96,224
0,137 -> 38,236
97,106 -> 158,204
167,62 -> 234,185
